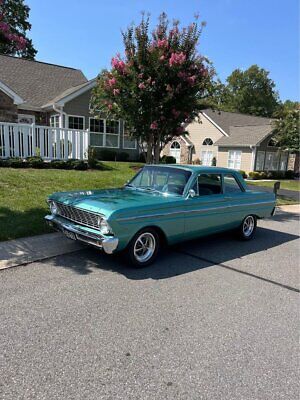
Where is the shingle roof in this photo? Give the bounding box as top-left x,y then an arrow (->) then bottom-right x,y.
203,108 -> 272,134
0,55 -> 87,109
215,124 -> 273,147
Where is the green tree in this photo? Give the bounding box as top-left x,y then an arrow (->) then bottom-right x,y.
220,65 -> 279,117
273,102 -> 300,152
91,13 -> 213,163
0,0 -> 36,59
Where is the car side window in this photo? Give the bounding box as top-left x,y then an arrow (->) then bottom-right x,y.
224,174 -> 243,193
192,174 -> 222,196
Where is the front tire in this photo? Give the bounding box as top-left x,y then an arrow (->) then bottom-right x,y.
126,228 -> 160,267
237,215 -> 257,240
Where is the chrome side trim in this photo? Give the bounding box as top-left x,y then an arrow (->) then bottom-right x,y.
117,201 -> 275,222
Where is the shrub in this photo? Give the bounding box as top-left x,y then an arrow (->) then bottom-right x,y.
138,152 -> 146,163
26,156 -> 45,169
73,160 -> 88,170
238,170 -> 248,179
160,155 -> 176,164
248,171 -> 267,180
50,159 -> 67,169
285,170 -> 295,179
97,149 -> 117,161
93,160 -> 113,171
211,157 -> 217,167
8,157 -> 27,168
193,158 -> 201,165
118,152 -> 130,161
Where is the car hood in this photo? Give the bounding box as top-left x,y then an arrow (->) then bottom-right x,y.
49,187 -> 182,218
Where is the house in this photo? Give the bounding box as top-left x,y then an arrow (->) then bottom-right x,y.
0,54 -> 138,159
162,109 -> 290,173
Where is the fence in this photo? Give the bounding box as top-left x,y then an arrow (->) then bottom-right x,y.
0,122 -> 89,160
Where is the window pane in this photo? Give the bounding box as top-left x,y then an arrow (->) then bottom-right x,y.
279,152 -> 288,171
265,152 -> 280,171
123,135 -> 136,149
90,118 -> 104,133
224,174 -> 242,193
201,150 -> 213,166
197,174 -> 222,196
69,116 -> 84,130
106,120 -> 119,134
228,150 -> 241,169
255,151 -> 265,171
90,133 -> 104,147
106,134 -> 119,148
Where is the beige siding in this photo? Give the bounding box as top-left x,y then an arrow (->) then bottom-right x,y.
186,114 -> 224,163
64,89 -> 92,128
217,147 -> 253,172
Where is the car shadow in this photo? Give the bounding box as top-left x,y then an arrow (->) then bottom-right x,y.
48,225 -> 299,288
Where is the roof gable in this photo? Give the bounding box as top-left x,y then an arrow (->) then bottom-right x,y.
0,55 -> 87,109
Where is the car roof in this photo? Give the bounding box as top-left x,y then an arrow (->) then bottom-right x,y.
144,164 -> 240,175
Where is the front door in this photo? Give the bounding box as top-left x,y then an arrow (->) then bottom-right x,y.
170,141 -> 181,163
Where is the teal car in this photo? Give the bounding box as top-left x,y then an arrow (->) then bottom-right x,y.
45,165 -> 277,267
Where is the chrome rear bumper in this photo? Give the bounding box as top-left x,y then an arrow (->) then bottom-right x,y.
45,214 -> 119,254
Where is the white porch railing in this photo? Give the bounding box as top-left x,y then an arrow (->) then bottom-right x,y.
0,122 -> 89,160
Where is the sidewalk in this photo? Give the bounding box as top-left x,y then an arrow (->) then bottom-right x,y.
0,232 -> 83,270
0,205 -> 299,271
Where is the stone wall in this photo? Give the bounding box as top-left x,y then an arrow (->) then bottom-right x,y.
161,137 -> 190,164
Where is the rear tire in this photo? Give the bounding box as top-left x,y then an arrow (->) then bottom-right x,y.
237,215 -> 257,240
126,228 -> 160,268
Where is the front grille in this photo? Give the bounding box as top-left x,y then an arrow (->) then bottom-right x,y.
56,202 -> 101,230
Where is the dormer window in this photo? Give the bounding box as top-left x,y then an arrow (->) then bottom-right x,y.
202,138 -> 213,145
268,138 -> 279,147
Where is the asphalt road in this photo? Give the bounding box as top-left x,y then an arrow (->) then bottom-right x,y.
0,212 -> 299,400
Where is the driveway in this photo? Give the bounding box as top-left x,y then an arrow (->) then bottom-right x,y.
0,212 -> 299,400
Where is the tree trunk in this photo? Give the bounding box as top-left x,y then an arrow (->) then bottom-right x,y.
154,140 -> 160,164
146,142 -> 153,164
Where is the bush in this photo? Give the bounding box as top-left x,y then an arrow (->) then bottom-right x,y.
26,156 -> 45,169
160,155 -> 176,164
8,157 -> 27,168
285,170 -> 295,179
138,152 -> 146,163
211,157 -> 217,166
97,149 -> 117,161
50,159 -> 67,169
238,170 -> 248,179
118,152 -> 130,162
193,158 -> 201,165
93,160 -> 113,171
248,171 -> 267,180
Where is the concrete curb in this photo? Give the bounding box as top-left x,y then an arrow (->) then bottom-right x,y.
0,205 -> 298,271
0,232 -> 84,271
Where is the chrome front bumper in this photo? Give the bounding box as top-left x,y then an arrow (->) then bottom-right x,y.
45,215 -> 119,254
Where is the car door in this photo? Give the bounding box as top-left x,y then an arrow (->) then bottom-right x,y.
222,173 -> 252,227
184,173 -> 230,240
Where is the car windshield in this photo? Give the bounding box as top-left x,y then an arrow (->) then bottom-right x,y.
126,166 -> 191,196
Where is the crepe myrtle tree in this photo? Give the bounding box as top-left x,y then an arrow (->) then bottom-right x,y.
91,13 -> 214,163
0,0 -> 37,59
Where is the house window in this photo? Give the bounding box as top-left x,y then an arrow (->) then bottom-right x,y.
255,151 -> 265,171
268,138 -> 279,147
228,150 -> 241,169
201,150 -> 213,166
279,152 -> 288,171
68,115 -> 84,130
224,174 -> 243,193
50,114 -> 60,128
123,135 -> 137,149
18,114 -> 35,124
89,118 -> 120,148
265,152 -> 280,171
202,138 -> 213,145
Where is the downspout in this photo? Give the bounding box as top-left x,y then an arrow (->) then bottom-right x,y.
250,145 -> 257,172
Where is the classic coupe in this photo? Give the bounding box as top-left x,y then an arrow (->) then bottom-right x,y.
45,165 -> 277,267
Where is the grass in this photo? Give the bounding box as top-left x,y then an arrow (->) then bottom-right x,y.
0,162 -> 142,241
276,196 -> 299,206
248,179 -> 300,192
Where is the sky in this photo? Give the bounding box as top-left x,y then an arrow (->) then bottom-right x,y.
26,0 -> 299,101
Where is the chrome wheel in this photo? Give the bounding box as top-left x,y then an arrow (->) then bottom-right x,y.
133,232 -> 156,263
243,215 -> 255,237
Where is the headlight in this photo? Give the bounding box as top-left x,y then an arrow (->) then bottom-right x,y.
49,201 -> 58,215
97,217 -> 112,235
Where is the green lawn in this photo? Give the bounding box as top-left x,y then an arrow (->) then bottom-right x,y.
248,179 -> 300,191
0,162 -> 142,241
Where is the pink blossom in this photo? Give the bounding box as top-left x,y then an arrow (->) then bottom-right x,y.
138,82 -> 146,90
151,80 -> 156,86
159,55 -> 165,61
108,104 -> 113,110
150,121 -> 158,130
172,109 -> 180,118
113,88 -> 120,96
166,84 -> 172,92
169,52 -> 186,67
187,75 -> 196,85
0,21 -> 9,33
157,39 -> 168,48
138,73 -> 143,79
176,126 -> 184,134
111,56 -> 126,73
108,77 -> 116,87
177,71 -> 187,79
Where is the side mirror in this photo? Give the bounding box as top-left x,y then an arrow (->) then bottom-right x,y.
188,189 -> 196,198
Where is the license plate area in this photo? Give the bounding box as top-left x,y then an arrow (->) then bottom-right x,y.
63,229 -> 76,241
